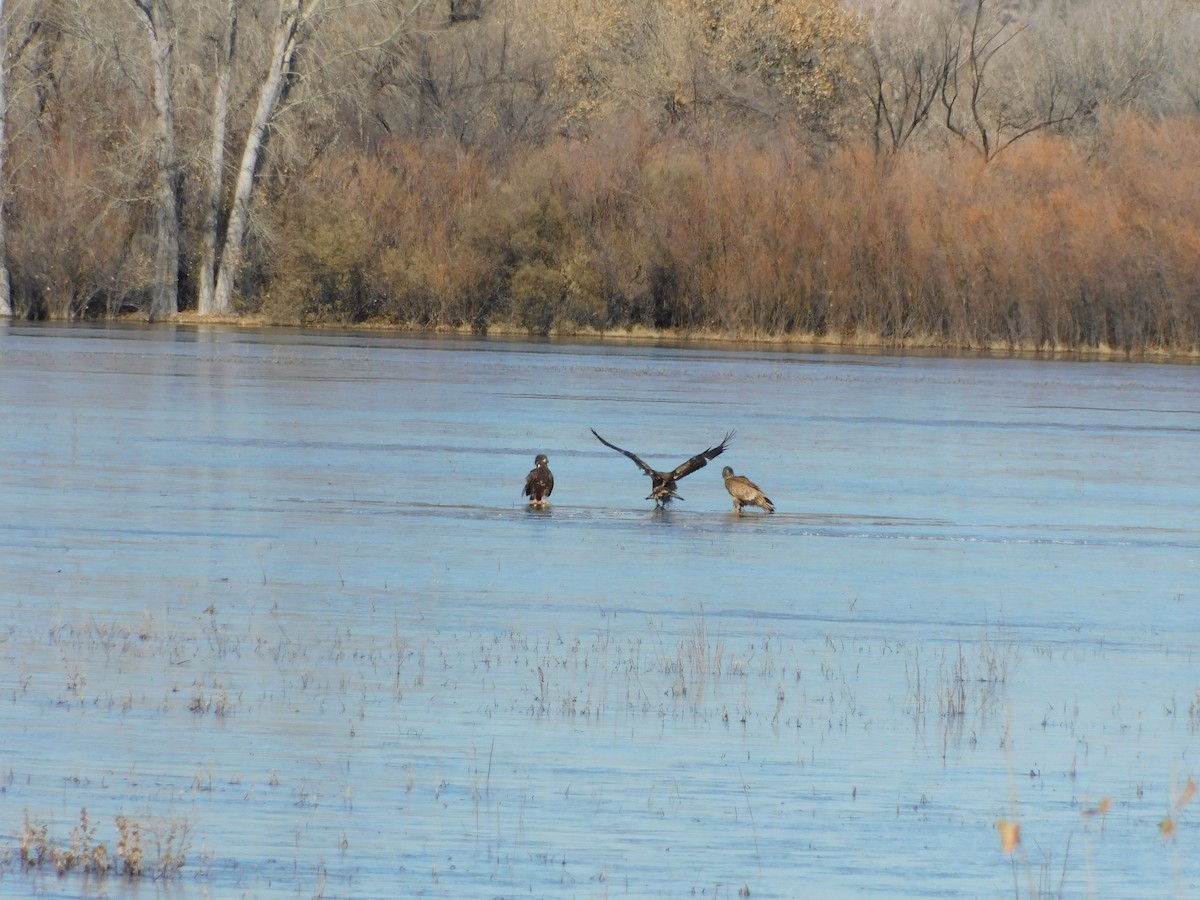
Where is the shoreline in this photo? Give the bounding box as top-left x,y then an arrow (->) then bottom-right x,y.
164,311 -> 1200,363
8,310 -> 1197,363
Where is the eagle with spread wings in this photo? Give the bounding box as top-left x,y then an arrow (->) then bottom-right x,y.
591,428 -> 734,507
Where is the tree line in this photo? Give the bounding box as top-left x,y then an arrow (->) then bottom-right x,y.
0,0 -> 1197,354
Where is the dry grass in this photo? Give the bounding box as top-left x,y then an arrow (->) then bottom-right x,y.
905,628 -> 1019,731
18,808 -> 190,880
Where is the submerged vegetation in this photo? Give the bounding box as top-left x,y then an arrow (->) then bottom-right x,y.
3,599 -> 1194,894
1,0 -> 1198,354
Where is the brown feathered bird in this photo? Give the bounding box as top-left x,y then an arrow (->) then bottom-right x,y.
591,428 -> 734,507
523,453 -> 554,506
722,466 -> 774,514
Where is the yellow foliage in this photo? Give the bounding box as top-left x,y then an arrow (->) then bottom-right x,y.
545,0 -> 865,128
683,0 -> 865,104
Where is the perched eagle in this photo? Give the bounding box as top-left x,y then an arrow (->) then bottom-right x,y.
591,428 -> 734,507
523,453 -> 554,506
722,466 -> 775,514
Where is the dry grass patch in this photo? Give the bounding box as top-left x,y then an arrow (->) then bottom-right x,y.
18,808 -> 190,880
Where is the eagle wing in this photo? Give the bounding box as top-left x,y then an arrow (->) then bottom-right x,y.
668,430 -> 735,482
725,468 -> 774,512
524,469 -> 553,500
727,475 -> 756,503
590,429 -> 659,478
729,475 -> 766,503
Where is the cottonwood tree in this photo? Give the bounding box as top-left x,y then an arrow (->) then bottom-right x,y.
200,0 -> 435,315
1035,0 -> 1191,121
860,1 -> 954,153
195,0 -> 237,317
1174,4 -> 1200,115
0,0 -> 11,316
1,0 -> 67,317
129,0 -> 181,320
692,0 -> 865,136
391,2 -> 562,149
548,0 -> 864,136
201,0 -> 317,315
546,1 -> 698,128
12,0 -> 185,318
940,0 -> 1079,160
38,0 -> 307,318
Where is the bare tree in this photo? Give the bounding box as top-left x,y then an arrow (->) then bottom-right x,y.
1036,0 -> 1189,121
386,2 -> 563,149
941,0 -> 1079,160
1173,3 -> 1200,116
0,0 -> 50,318
203,0 -> 319,315
861,3 -> 953,154
196,0 -> 238,317
129,0 -> 182,320
202,0 -> 437,315
0,0 -> 11,317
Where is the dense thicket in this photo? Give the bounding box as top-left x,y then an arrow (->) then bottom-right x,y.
2,0 -> 1198,354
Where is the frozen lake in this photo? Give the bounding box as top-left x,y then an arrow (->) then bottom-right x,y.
1,324 -> 1197,898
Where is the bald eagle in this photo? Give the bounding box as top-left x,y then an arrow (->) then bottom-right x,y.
722,466 -> 774,514
591,428 -> 734,507
523,453 -> 554,506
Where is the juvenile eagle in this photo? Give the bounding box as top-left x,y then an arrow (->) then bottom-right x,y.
523,453 -> 554,506
591,428 -> 734,507
722,466 -> 775,514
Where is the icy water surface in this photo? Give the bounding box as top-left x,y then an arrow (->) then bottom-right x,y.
1,323 -> 1197,898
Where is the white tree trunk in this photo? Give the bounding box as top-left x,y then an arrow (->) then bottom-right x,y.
197,0 -> 238,316
210,0 -> 318,315
0,0 -> 13,318
133,0 -> 181,321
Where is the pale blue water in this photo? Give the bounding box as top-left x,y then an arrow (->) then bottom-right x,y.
1,323 -> 1197,898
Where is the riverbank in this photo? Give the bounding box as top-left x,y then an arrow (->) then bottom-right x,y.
157,311 -> 1200,363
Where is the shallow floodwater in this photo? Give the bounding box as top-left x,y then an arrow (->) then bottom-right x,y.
1,324 -> 1197,899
